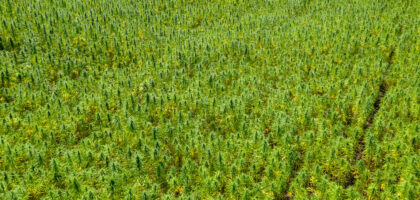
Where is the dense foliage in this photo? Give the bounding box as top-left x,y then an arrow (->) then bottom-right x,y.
0,0 -> 418,199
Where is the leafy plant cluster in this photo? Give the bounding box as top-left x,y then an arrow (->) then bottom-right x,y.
0,0 -> 418,199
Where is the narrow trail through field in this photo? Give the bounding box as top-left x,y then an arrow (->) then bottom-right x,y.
283,154 -> 304,200
365,50 -> 395,128
345,48 -> 395,188
279,1 -> 314,199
